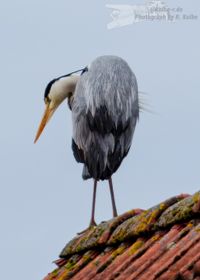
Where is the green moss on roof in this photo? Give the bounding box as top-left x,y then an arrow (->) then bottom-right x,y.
59,192 -> 200,258
44,191 -> 200,280
156,191 -> 200,228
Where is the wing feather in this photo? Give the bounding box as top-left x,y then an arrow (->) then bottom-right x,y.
71,56 -> 139,180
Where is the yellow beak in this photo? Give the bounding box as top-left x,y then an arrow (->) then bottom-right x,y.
34,104 -> 55,143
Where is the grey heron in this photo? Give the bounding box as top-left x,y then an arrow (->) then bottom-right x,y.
34,55 -> 139,228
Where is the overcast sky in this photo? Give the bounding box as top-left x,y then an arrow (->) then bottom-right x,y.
0,1 -> 200,279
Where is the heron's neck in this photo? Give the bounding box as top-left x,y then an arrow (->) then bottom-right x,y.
49,74 -> 79,102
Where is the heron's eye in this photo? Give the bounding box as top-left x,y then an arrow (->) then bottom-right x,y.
44,96 -> 51,104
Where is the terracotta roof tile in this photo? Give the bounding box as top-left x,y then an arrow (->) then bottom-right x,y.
44,191 -> 200,280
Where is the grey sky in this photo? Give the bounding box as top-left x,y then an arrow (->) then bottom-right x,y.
0,1 -> 200,279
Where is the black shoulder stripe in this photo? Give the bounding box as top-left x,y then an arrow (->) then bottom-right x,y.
86,106 -> 113,134
86,106 -> 130,136
71,139 -> 85,163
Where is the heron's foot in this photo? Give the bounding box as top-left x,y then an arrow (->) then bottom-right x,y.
89,219 -> 97,227
77,220 -> 97,235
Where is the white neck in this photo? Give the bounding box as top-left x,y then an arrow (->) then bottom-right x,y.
49,74 -> 79,108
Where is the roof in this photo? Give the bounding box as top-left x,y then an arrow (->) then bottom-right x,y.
43,191 -> 200,280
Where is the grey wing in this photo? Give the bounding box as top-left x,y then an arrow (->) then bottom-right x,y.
72,56 -> 139,180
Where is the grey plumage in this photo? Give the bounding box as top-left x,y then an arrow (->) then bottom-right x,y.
71,55 -> 139,180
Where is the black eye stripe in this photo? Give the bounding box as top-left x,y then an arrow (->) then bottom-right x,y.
44,79 -> 57,100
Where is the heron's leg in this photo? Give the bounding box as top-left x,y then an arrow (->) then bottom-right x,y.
78,180 -> 97,234
89,179 -> 97,227
108,177 -> 118,217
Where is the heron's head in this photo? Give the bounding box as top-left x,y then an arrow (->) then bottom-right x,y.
34,72 -> 81,143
